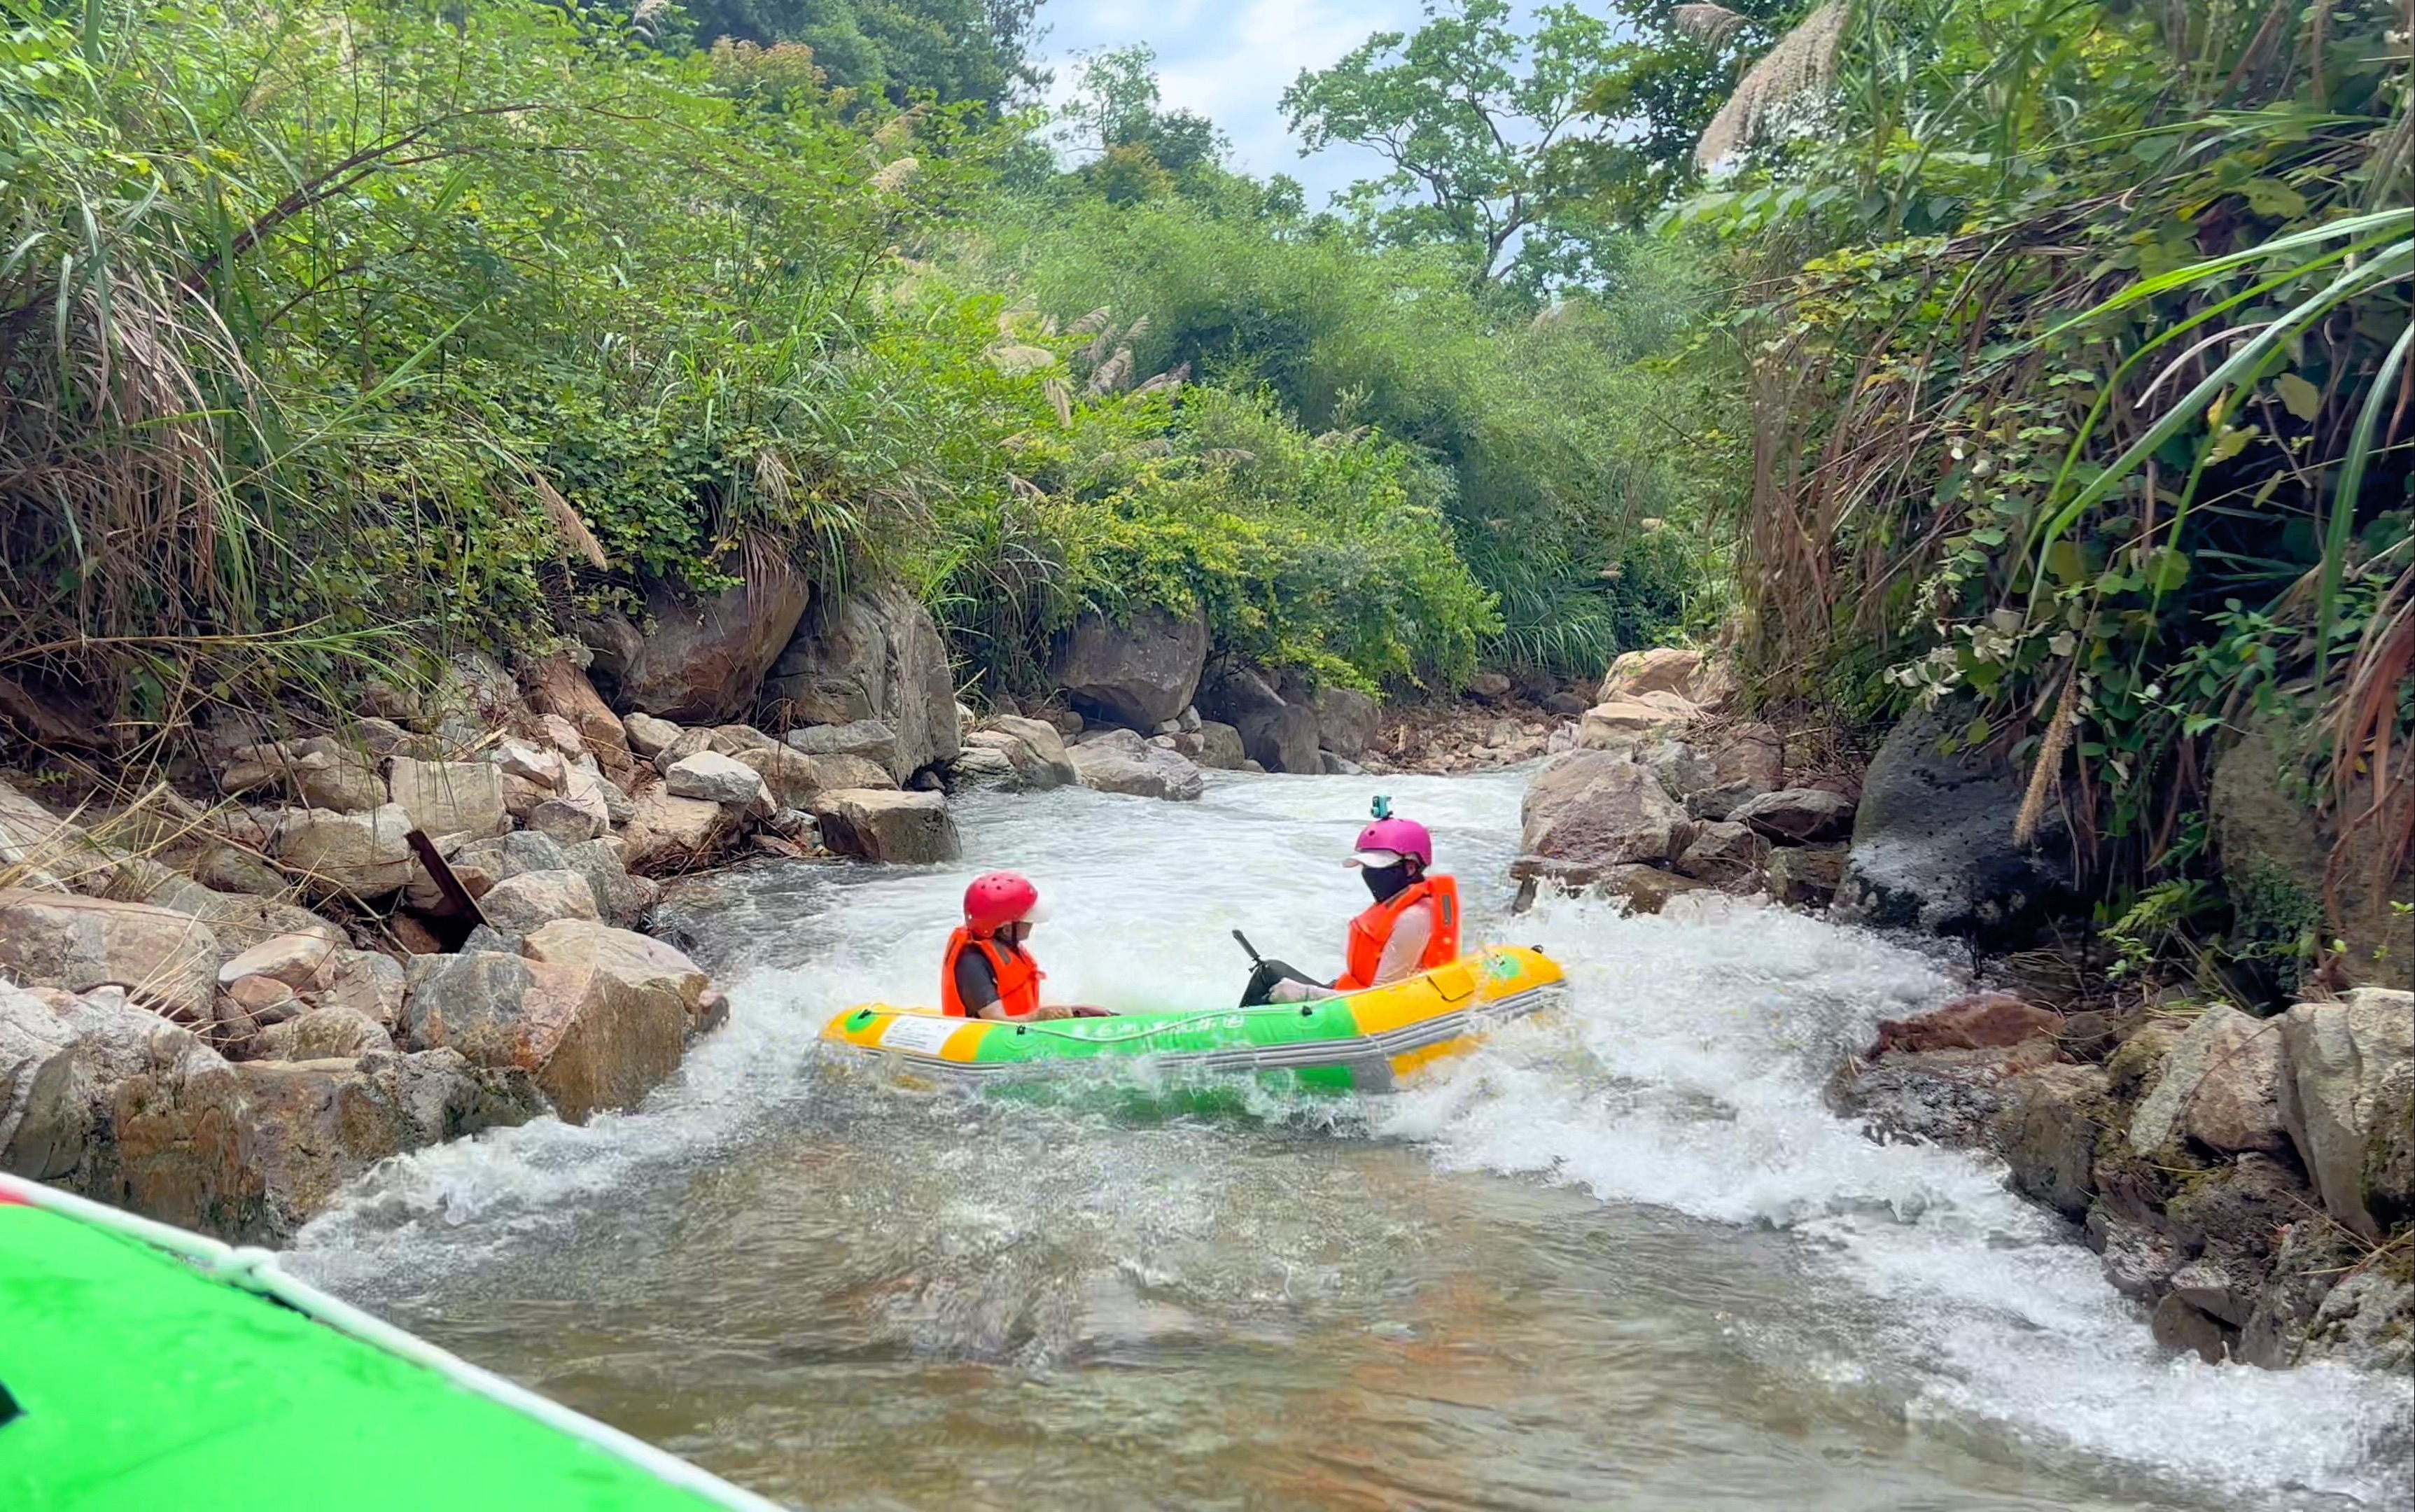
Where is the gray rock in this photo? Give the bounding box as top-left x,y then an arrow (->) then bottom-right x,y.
976,715 -> 1079,788
1516,750 -> 1688,882
2150,1292 -> 2232,1364
270,803 -> 415,897
253,1007 -> 395,1063
2278,987 -> 2415,1239
1307,685 -> 1380,760
451,830 -> 570,880
1831,703 -> 2075,946
1828,1040 -> 2058,1147
1064,728 -> 1206,802
1987,1062 -> 2108,1222
785,718 -> 902,774
1197,661 -> 1320,774
1672,820 -> 1768,888
2125,1004 -> 2288,1156
1195,720 -> 1248,771
617,789 -> 727,871
622,711 -> 685,760
807,788 -> 960,864
1765,844 -> 1847,907
737,744 -> 894,808
214,932 -> 340,992
386,759 -> 510,841
475,869 -> 600,935
316,948 -> 407,1030
663,750 -> 774,813
950,745 -> 1021,788
1468,671 -> 1513,701
557,838 -> 659,930
1729,788 -> 1856,844
616,562 -> 811,724
519,918 -> 713,1032
0,889 -> 220,1021
1048,606 -> 1210,729
764,581 -> 958,779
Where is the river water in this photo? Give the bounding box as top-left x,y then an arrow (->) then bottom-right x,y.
290,769 -> 2411,1510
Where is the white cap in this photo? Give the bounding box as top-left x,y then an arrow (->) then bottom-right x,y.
1346,848 -> 1404,869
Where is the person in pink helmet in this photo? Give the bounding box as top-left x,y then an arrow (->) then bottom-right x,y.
1240,798 -> 1462,1004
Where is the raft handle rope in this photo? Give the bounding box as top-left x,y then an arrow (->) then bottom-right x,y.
0,1173 -> 790,1512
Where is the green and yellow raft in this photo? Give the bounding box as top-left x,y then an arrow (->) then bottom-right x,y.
822,946 -> 1565,1093
0,1175 -> 780,1512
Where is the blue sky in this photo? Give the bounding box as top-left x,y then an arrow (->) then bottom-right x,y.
1032,0 -> 1433,205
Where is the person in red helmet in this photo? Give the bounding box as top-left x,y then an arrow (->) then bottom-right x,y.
1241,799 -> 1461,1005
941,871 -> 1063,1021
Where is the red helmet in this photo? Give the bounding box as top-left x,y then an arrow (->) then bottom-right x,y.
963,871 -> 1043,934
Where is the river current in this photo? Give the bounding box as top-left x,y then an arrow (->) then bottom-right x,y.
290,768 -> 2412,1510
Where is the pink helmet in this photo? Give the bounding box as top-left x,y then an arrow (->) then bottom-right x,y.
1350,815 -> 1433,870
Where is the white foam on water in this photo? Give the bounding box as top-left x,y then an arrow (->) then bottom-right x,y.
293,766 -> 2412,1504
1379,891 -> 2412,1506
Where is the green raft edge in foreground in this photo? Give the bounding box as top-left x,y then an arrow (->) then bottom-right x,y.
0,1175 -> 783,1512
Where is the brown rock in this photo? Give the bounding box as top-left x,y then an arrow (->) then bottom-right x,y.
475,869 -> 600,935
1876,993 -> 2066,1054
1578,693 -> 1700,749
519,918 -> 711,1028
316,948 -> 407,1029
214,932 -> 340,992
763,581 -> 958,777
1987,1062 -> 2110,1220
253,1007 -> 394,1062
618,789 -> 729,872
1598,648 -> 1702,701
527,655 -> 631,774
402,950 -> 687,1124
1046,606 -> 1210,729
618,561 -> 811,724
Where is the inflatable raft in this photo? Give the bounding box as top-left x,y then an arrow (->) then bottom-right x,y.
0,1174 -> 781,1512
822,946 -> 1564,1093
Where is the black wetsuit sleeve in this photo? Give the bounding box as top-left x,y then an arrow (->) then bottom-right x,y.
953,947 -> 1000,1012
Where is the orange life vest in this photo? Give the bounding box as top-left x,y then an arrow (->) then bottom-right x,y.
940,928 -> 1044,1020
1336,874 -> 1460,993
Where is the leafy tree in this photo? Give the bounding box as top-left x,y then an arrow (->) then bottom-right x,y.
1056,43 -> 1227,194
1280,0 -> 1633,293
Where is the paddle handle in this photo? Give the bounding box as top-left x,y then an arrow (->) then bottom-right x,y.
1230,929 -> 1264,965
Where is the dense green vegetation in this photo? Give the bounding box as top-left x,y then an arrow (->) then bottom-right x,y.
1667,0 -> 2410,985
2,0 -> 2403,978
0,0 -> 1721,734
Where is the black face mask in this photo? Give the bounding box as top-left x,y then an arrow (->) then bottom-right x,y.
1361,862 -> 1415,904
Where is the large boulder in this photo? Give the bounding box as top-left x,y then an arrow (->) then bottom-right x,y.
385,758 -> 510,841
2126,1004 -> 2290,1156
1306,685 -> 1380,761
401,949 -> 687,1125
763,582 -> 958,780
2278,987 -> 2415,1240
268,804 -> 415,897
808,789 -> 960,864
1830,704 -> 2074,947
1064,728 -> 1206,802
1672,820 -> 1768,888
557,837 -> 660,930
0,890 -> 219,1021
6,979 -> 543,1242
614,562 -> 811,724
520,918 -> 714,1033
1514,751 -> 1688,883
1197,662 -> 1319,774
1195,720 -> 1248,771
785,718 -> 901,775
1598,648 -> 1703,701
1049,606 -> 1209,729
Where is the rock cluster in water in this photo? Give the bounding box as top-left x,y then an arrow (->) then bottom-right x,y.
1829,986 -> 2414,1373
